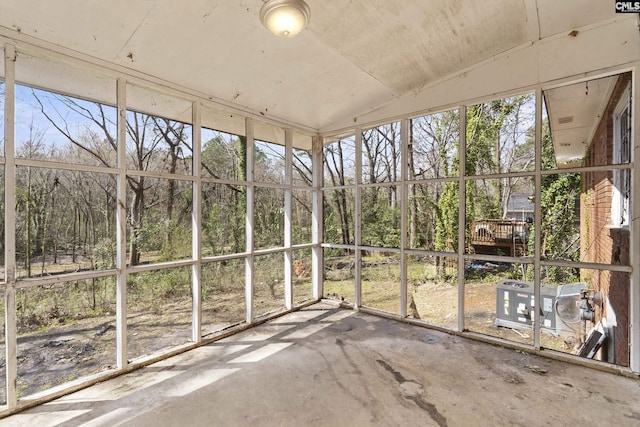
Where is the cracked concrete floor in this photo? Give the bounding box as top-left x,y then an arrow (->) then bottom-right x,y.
3,301 -> 640,426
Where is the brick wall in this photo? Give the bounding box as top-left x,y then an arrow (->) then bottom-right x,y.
580,73 -> 631,366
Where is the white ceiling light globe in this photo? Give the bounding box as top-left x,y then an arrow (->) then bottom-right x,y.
260,0 -> 310,38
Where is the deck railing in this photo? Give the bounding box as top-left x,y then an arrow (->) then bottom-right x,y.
470,219 -> 529,256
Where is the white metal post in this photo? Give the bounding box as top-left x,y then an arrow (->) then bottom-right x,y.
116,78 -> 128,368
4,43 -> 18,409
284,129 -> 293,310
457,106 -> 467,332
400,119 -> 409,318
630,66 -> 640,373
191,102 -> 202,342
245,118 -> 255,323
534,88 -> 543,350
354,129 -> 363,309
311,136 -> 324,300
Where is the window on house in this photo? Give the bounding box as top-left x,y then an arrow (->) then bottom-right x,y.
612,83 -> 631,227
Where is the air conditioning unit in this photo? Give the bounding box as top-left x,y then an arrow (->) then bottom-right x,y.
495,280 -> 587,337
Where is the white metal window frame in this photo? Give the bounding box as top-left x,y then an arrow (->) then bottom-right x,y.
0,38 -> 638,417
321,70 -> 638,373
1,43 -> 321,413
612,82 -> 632,228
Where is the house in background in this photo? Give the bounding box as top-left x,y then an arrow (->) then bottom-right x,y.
505,193 -> 534,222
0,0 -> 638,419
546,72 -> 632,366
581,73 -> 632,366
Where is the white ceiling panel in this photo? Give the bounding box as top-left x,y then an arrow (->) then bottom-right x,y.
0,0 -> 154,61
15,52 -> 116,105
0,0 -> 637,137
536,0 -> 617,38
311,0 -> 528,94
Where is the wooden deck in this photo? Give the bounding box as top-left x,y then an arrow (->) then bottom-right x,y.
470,219 -> 529,257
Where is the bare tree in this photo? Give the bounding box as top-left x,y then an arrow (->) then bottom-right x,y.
34,90 -> 191,265
409,112 -> 459,250
324,140 -> 353,246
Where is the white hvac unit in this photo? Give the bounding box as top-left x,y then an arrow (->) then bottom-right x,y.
495,280 -> 587,338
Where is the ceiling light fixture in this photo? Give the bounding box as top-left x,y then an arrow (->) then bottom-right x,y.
260,0 -> 310,38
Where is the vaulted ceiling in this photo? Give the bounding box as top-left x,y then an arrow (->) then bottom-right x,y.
0,0 -> 638,139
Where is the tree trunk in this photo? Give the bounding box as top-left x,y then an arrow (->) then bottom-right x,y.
72,207 -> 78,264
40,194 -> 49,276
166,178 -> 175,249
234,136 -> 247,253
51,190 -> 58,263
336,142 -> 351,245
26,167 -> 32,277
408,121 -> 417,248
129,178 -> 144,266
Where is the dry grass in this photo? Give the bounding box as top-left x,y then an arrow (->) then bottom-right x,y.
324,257 -> 575,352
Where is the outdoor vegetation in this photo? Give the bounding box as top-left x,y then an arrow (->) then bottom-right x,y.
0,83 -> 314,401
323,92 -> 582,350
0,72 -> 630,404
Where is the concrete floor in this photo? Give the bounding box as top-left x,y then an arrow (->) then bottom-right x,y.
2,301 -> 640,427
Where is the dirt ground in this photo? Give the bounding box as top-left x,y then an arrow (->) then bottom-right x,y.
2,267 -> 577,404
326,270 -> 577,354
5,303 -> 640,427
0,302 -> 196,403
412,279 -> 577,352
0,294 -> 298,403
